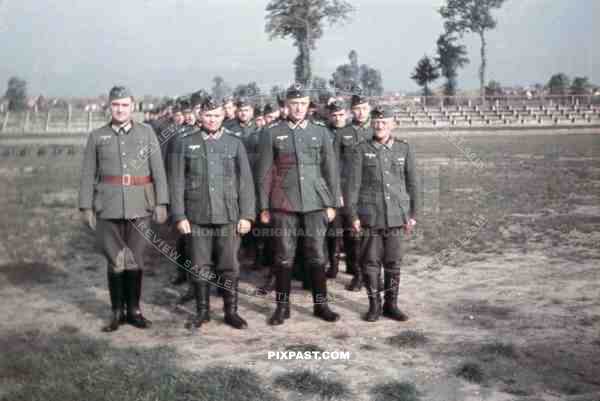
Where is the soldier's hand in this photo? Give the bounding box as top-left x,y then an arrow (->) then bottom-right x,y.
260,210 -> 271,224
404,218 -> 416,235
352,219 -> 361,232
237,219 -> 252,235
326,207 -> 336,222
81,209 -> 96,231
153,205 -> 168,224
177,219 -> 192,235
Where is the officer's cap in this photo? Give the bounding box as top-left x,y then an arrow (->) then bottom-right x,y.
370,105 -> 394,119
286,84 -> 309,100
327,99 -> 347,113
351,93 -> 370,107
235,97 -> 253,108
109,86 -> 133,101
190,90 -> 206,107
263,103 -> 275,114
200,96 -> 223,112
254,105 -> 264,117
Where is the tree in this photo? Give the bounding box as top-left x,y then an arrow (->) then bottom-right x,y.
435,32 -> 469,99
547,73 -> 570,95
5,76 -> 28,111
330,50 -> 384,96
485,80 -> 503,99
233,82 -> 263,102
211,76 -> 231,99
411,55 -> 440,98
439,0 -> 506,99
265,0 -> 354,85
571,76 -> 590,95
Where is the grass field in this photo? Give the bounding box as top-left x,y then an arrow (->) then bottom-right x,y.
0,131 -> 599,401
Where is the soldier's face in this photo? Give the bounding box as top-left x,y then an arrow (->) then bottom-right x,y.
237,106 -> 254,123
183,110 -> 195,125
280,106 -> 288,119
193,105 -> 203,120
351,103 -> 370,124
201,107 -> 225,132
329,110 -> 347,128
224,102 -> 236,119
372,118 -> 393,140
255,116 -> 265,128
110,97 -> 133,124
286,97 -> 310,122
173,112 -> 184,126
265,110 -> 280,124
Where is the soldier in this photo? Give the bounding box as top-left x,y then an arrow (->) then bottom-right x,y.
263,103 -> 280,125
255,85 -> 341,326
168,96 -> 255,330
323,99 -> 348,279
222,95 -> 237,130
277,95 -> 289,121
229,97 -> 257,143
347,105 -> 418,322
333,93 -> 374,292
79,86 -> 169,332
254,105 -> 266,129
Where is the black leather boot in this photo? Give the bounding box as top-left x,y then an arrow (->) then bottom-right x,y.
345,268 -> 363,292
269,268 -> 291,325
176,277 -> 195,305
325,235 -> 339,279
102,272 -> 125,332
363,269 -> 381,322
223,279 -> 248,329
311,265 -> 340,322
125,270 -> 152,328
170,235 -> 190,285
185,280 -> 211,329
382,271 -> 408,321
258,267 -> 275,293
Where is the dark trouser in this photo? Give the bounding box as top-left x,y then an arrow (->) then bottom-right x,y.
273,210 -> 328,270
326,213 -> 341,269
340,212 -> 361,274
255,220 -> 274,267
97,217 -> 152,273
189,224 -> 240,284
360,227 -> 404,275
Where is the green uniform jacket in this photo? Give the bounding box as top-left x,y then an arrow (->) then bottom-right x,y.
78,121 -> 169,219
168,128 -> 256,225
255,119 -> 341,213
347,138 -> 418,229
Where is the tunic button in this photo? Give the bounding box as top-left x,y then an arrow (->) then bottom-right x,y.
122,152 -> 126,156
121,142 -> 125,145
300,177 -> 304,180
385,171 -> 389,174
386,183 -> 390,187
123,164 -> 127,169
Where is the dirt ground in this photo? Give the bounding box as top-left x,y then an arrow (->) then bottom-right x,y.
0,131 -> 599,401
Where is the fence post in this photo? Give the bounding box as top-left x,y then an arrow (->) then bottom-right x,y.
66,104 -> 72,131
23,110 -> 30,133
45,110 -> 51,132
2,110 -> 9,132
87,111 -> 93,131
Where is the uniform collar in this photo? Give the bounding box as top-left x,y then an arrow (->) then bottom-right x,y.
111,120 -> 132,134
201,127 -> 224,141
287,119 -> 308,130
353,117 -> 371,130
372,137 -> 394,150
239,120 -> 253,128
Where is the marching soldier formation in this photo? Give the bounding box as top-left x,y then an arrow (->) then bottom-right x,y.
79,84 -> 418,333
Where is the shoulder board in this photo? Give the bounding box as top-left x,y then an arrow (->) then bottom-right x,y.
312,120 -> 326,126
400,139 -> 408,144
266,121 -> 281,129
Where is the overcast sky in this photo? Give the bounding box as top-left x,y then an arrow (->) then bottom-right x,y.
0,0 -> 597,97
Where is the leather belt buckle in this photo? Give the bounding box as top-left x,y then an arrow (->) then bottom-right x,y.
122,174 -> 132,186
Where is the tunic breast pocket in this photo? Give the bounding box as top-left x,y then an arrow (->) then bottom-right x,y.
185,148 -> 205,174
391,156 -> 405,176
305,141 -> 321,164
222,153 -> 236,176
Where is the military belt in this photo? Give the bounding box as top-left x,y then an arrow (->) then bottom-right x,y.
102,175 -> 152,186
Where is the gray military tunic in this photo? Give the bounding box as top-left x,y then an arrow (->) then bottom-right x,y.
255,119 -> 341,214
78,121 -> 169,220
347,138 -> 418,229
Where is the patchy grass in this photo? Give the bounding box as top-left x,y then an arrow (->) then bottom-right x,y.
455,361 -> 485,384
386,330 -> 428,349
284,343 -> 325,354
0,327 -> 280,401
0,262 -> 67,287
371,381 -> 420,401
478,341 -> 517,360
273,369 -> 351,400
